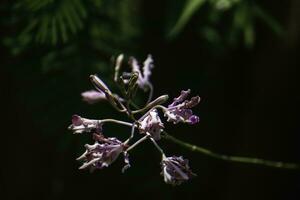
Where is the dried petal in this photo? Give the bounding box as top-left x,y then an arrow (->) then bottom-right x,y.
68,115 -> 102,134
128,55 -> 154,90
165,90 -> 200,125
142,54 -> 154,86
169,89 -> 191,107
122,151 -> 131,173
77,137 -> 126,172
161,156 -> 196,186
139,109 -> 164,140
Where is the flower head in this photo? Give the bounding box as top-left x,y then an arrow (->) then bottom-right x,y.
81,90 -> 106,104
161,156 -> 196,186
139,109 -> 164,140
68,115 -> 102,134
77,136 -> 129,172
164,89 -> 200,124
129,54 -> 154,90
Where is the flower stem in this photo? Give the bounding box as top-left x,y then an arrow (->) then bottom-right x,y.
126,135 -> 149,152
132,96 -> 168,114
99,119 -> 133,127
147,133 -> 165,156
162,132 -> 300,170
136,105 -> 168,123
124,123 -> 137,144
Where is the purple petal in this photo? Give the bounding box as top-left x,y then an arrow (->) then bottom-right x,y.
81,90 -> 106,104
188,115 -> 200,125
184,96 -> 201,108
122,152 -> 131,173
142,54 -> 154,83
169,89 -> 191,107
72,115 -> 83,126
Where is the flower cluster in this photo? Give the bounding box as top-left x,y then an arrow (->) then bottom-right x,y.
69,54 -> 200,185
165,89 -> 200,125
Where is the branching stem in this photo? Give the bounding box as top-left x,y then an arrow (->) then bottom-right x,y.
162,132 -> 300,170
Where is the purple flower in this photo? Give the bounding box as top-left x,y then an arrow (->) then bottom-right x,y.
129,54 -> 154,90
139,109 -> 164,140
164,89 -> 200,124
161,156 -> 196,186
68,115 -> 102,134
76,136 -> 129,172
81,90 -> 106,104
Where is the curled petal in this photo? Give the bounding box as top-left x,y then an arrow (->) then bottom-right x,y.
69,115 -> 102,134
142,54 -> 154,85
72,115 -> 83,126
187,115 -> 200,125
169,89 -> 191,107
184,96 -> 201,108
122,152 -> 131,173
81,90 -> 106,104
129,57 -> 142,77
129,55 -> 154,90
161,156 -> 196,186
77,137 -> 125,172
139,109 -> 164,140
165,90 -> 200,125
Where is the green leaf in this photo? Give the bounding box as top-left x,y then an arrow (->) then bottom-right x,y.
67,3 -> 83,30
61,2 -> 77,34
168,0 -> 206,39
57,12 -> 68,42
73,0 -> 87,18
51,16 -> 58,45
36,15 -> 50,43
244,22 -> 255,48
253,4 -> 283,36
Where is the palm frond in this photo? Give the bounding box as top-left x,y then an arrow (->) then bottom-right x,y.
21,0 -> 87,44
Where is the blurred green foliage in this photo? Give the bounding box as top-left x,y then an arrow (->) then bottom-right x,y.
167,0 -> 283,47
2,0 -> 281,62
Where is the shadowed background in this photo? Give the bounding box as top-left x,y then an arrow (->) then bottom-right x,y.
0,0 -> 300,200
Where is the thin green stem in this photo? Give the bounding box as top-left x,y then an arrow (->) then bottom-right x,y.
163,133 -> 300,170
124,122 -> 137,144
99,119 -> 133,127
147,133 -> 165,156
132,96 -> 168,114
126,135 -> 149,152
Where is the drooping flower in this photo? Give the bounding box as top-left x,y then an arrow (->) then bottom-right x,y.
161,155 -> 196,186
139,109 -> 164,140
68,115 -> 102,134
81,90 -> 106,104
164,89 -> 200,124
76,136 -> 129,172
129,54 -> 154,90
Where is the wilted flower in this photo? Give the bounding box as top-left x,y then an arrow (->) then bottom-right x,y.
164,89 -> 200,124
68,115 -> 102,134
77,136 -> 129,172
139,109 -> 164,140
129,54 -> 154,90
81,90 -> 106,104
161,156 -> 196,186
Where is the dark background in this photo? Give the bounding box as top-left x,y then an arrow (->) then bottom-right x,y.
0,0 -> 300,200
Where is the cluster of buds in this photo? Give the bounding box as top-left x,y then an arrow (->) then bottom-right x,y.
69,54 -> 200,185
